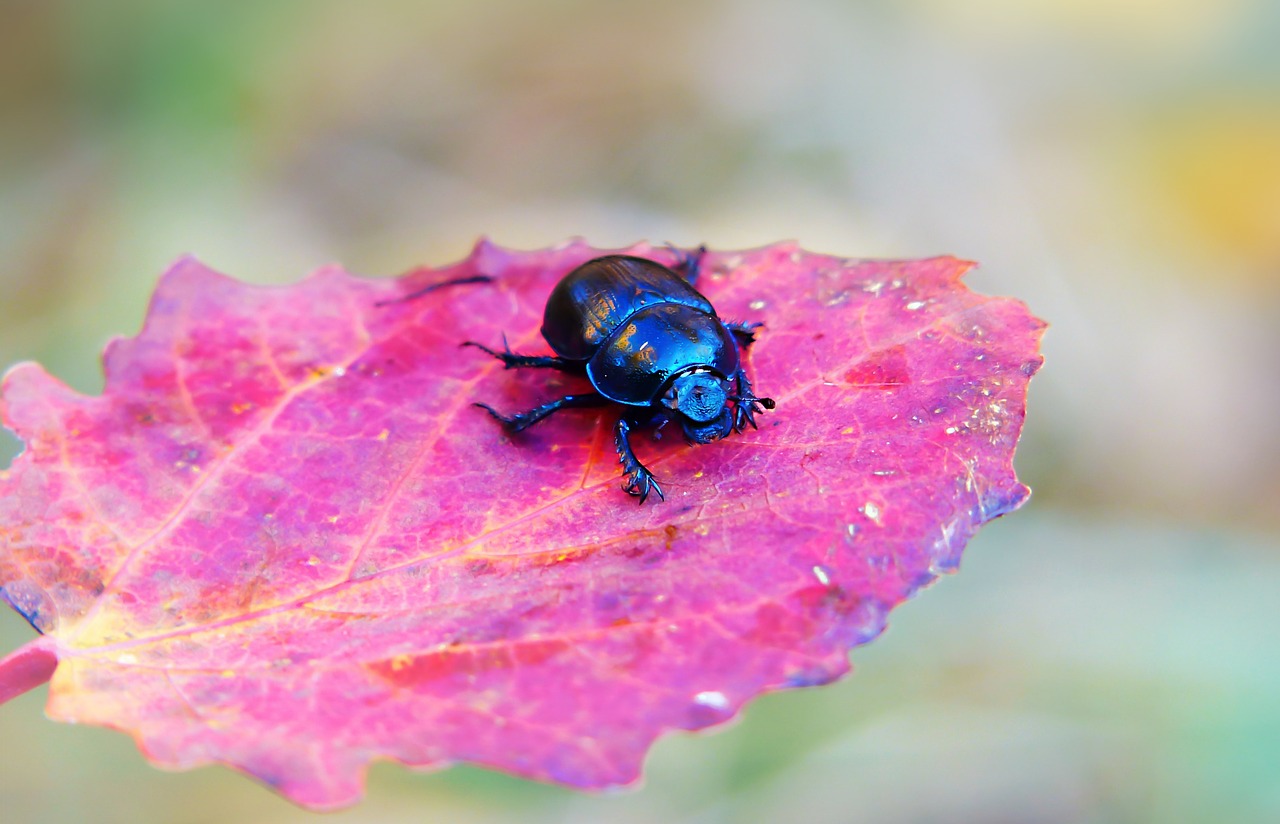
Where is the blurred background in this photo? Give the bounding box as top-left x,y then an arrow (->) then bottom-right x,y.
1,1 -> 1277,822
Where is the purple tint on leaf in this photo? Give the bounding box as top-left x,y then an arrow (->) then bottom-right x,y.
0,240 -> 1044,809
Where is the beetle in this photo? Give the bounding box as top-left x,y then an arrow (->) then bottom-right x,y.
465,247 -> 774,503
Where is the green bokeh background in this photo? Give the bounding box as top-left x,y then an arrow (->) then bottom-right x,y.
2,2 -> 1277,822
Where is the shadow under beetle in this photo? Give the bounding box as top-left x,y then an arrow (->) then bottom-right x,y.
465,247 -> 775,503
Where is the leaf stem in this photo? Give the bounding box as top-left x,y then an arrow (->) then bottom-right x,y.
0,636 -> 57,705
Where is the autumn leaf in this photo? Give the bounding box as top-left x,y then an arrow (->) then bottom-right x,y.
0,240 -> 1044,809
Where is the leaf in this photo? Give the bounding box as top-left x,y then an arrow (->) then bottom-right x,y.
0,240 -> 1044,809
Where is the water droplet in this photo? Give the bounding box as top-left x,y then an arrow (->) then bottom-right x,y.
693,691 -> 730,710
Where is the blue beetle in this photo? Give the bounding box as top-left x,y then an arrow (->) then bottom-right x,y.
465,248 -> 774,503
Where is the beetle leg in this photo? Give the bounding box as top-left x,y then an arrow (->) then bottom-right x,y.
730,369 -> 777,432
474,393 -> 609,434
724,320 -> 764,347
462,336 -> 580,372
375,274 -> 493,306
666,243 -> 708,286
614,419 -> 664,504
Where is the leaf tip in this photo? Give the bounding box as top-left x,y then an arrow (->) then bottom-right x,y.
933,255 -> 978,281
159,253 -> 228,286
469,234 -> 497,257
1,361 -> 78,436
985,482 -> 1033,521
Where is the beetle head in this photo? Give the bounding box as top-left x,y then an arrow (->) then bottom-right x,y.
663,370 -> 734,443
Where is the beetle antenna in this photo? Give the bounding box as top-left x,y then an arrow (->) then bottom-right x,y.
375,273 -> 492,306
730,394 -> 776,409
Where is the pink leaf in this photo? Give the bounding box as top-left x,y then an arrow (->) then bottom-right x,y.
0,240 -> 1044,808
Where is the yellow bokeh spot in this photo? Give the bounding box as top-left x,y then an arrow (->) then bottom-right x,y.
1147,106 -> 1280,265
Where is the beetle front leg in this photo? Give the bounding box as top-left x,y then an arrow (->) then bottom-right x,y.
730,369 -> 776,432
725,321 -> 763,347
462,337 -> 581,373
614,419 -> 664,503
475,393 -> 608,434
667,243 -> 707,286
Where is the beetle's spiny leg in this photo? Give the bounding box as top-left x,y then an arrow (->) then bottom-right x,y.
474,393 -> 608,434
666,243 -> 708,286
375,274 -> 493,307
461,338 -> 579,372
725,320 -> 764,347
730,369 -> 775,432
614,419 -> 664,504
